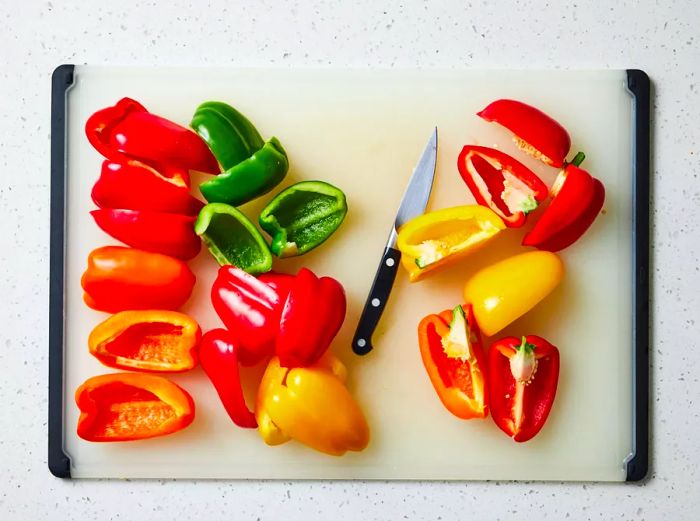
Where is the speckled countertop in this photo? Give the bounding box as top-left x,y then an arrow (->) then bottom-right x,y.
1,0 -> 698,519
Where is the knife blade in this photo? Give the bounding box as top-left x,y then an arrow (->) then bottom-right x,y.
352,128 -> 438,355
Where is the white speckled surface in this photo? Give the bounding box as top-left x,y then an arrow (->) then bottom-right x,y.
0,0 -> 698,518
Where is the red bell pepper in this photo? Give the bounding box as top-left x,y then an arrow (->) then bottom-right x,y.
488,335 -> 560,442
523,162 -> 605,252
81,246 -> 196,313
477,99 -> 571,168
457,145 -> 548,227
90,209 -> 201,260
276,268 -> 346,368
199,329 -> 257,428
417,305 -> 488,419
211,267 -> 293,366
92,160 -> 204,216
85,97 -> 220,177
75,373 -> 195,442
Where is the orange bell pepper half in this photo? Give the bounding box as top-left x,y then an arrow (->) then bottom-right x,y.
75,373 -> 195,442
81,246 -> 196,313
417,304 -> 488,419
88,310 -> 201,372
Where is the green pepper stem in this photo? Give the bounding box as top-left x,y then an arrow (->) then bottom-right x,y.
570,151 -> 585,167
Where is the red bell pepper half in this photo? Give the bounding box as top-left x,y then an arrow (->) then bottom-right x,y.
488,335 -> 560,442
92,160 -> 204,216
458,145 -> 548,227
199,328 -> 257,428
477,99 -> 571,168
276,268 -> 346,368
91,209 -> 201,260
523,162 -> 605,252
211,266 -> 293,366
85,97 -> 220,177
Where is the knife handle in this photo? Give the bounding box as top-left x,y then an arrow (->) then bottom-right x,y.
352,247 -> 402,355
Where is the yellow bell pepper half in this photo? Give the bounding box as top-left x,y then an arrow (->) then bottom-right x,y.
396,205 -> 505,282
255,353 -> 370,456
463,251 -> 564,337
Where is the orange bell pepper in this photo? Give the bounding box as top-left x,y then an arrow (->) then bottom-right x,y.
81,246 -> 196,313
88,310 -> 201,372
255,353 -> 369,456
417,304 -> 488,419
75,373 -> 195,442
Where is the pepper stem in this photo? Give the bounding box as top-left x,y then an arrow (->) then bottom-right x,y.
570,151 -> 585,167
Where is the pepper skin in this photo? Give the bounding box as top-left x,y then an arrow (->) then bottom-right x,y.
88,310 -> 200,372
477,99 -> 571,168
463,251 -> 564,337
90,209 -> 201,260
85,97 -> 219,177
522,164 -> 606,252
199,329 -> 257,428
211,266 -> 293,366
259,181 -> 348,258
418,305 -> 488,419
458,146 -> 549,228
195,203 -> 273,274
81,246 -> 196,313
199,137 -> 289,207
190,101 -> 265,171
396,205 -> 505,282
255,353 -> 370,456
75,373 -> 195,442
489,335 -> 560,442
276,268 -> 346,368
91,160 -> 204,216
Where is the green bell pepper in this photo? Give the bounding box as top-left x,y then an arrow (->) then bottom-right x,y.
191,101 -> 265,171
259,181 -> 348,258
195,203 -> 272,274
200,137 -> 289,207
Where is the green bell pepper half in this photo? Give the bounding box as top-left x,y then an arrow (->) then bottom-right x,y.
199,137 -> 289,207
258,181 -> 348,258
190,101 -> 265,171
195,203 -> 272,274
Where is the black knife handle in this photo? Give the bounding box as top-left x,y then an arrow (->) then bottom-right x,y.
352,247 -> 402,355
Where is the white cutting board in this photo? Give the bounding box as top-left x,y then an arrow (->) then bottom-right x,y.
60,68 -> 635,480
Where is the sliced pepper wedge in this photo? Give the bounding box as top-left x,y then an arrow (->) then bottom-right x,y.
418,305 -> 488,419
489,335 -> 560,442
199,137 -> 289,207
199,329 -> 258,428
81,246 -> 196,313
75,373 -> 195,442
211,266 -> 293,366
477,99 -> 571,168
91,160 -> 204,216
276,268 -> 346,368
90,209 -> 201,260
88,310 -> 201,372
458,146 -> 549,228
195,203 -> 272,274
463,251 -> 563,337
523,163 -> 605,252
255,353 -> 370,455
259,180 -> 348,257
85,97 -> 219,177
190,101 -> 265,171
396,205 -> 505,282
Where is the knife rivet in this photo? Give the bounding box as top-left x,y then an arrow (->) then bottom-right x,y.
371,298 -> 381,307
385,258 -> 395,267
357,339 -> 366,348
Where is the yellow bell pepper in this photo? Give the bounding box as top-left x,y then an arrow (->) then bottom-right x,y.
256,353 -> 370,456
463,251 -> 564,336
396,205 -> 505,282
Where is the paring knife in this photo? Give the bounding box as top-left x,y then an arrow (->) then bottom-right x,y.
352,128 -> 438,355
